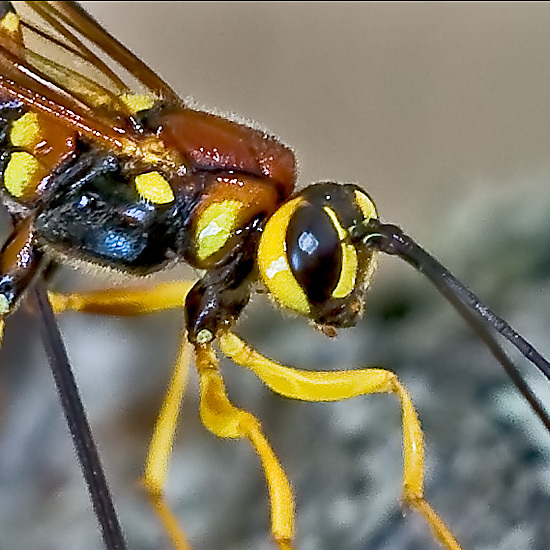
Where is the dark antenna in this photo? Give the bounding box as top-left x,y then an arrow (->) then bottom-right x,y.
31,281 -> 128,550
351,219 -> 550,432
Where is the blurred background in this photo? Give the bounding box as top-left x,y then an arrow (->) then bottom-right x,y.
0,2 -> 550,550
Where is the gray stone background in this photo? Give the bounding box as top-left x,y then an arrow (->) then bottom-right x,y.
0,2 -> 549,550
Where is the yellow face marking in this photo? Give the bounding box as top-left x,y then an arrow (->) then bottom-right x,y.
4,152 -> 41,198
332,243 -> 358,298
10,112 -> 42,149
0,11 -> 20,35
257,197 -> 310,315
120,93 -> 156,113
322,207 -> 358,299
354,189 -> 378,221
195,200 -> 242,261
135,171 -> 175,204
322,206 -> 347,240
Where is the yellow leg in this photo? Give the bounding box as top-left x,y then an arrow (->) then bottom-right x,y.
60,283 -> 293,549
195,344 -> 294,550
48,280 -> 195,316
218,331 -> 462,550
49,281 -> 196,549
141,331 -> 193,550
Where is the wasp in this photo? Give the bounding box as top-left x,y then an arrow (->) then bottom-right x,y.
0,2 -> 549,550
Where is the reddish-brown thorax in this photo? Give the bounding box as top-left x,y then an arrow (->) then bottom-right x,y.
154,108 -> 297,201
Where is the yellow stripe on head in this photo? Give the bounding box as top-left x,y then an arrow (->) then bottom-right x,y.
257,197 -> 310,315
354,189 -> 377,221
322,206 -> 358,299
332,242 -> 358,299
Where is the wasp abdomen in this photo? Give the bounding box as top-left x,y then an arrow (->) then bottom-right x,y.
0,97 -> 77,204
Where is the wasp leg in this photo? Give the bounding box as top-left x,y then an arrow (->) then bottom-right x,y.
142,330 -> 193,550
195,343 -> 295,550
218,331 -> 462,550
48,280 -> 195,316
48,281 -> 196,549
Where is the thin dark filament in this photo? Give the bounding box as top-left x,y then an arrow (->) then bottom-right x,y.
31,282 -> 127,550
354,220 -> 550,432
423,264 -> 550,433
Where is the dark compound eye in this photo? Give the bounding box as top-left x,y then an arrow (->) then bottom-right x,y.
286,203 -> 342,304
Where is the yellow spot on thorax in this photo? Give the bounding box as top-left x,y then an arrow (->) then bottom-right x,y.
135,171 -> 175,204
323,207 -> 347,240
195,200 -> 242,261
0,11 -> 20,35
4,152 -> 41,198
10,112 -> 41,148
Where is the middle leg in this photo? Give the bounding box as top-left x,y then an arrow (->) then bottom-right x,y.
218,330 -> 462,550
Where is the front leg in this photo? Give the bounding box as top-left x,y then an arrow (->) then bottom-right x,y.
219,330 -> 463,550
195,343 -> 295,550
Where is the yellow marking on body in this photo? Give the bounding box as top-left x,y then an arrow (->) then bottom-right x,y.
0,11 -> 20,35
322,207 -> 358,299
135,171 -> 175,204
332,243 -> 358,298
10,112 -> 41,148
195,200 -> 242,261
4,152 -> 40,198
257,197 -> 310,315
322,207 -> 347,240
354,189 -> 377,220
0,295 -> 10,315
120,93 -> 156,113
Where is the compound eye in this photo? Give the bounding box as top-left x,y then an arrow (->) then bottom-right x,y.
258,193 -> 360,319
286,203 -> 342,304
257,197 -> 310,315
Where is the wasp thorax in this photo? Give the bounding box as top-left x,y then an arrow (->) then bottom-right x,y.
189,173 -> 279,267
257,182 -> 379,328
